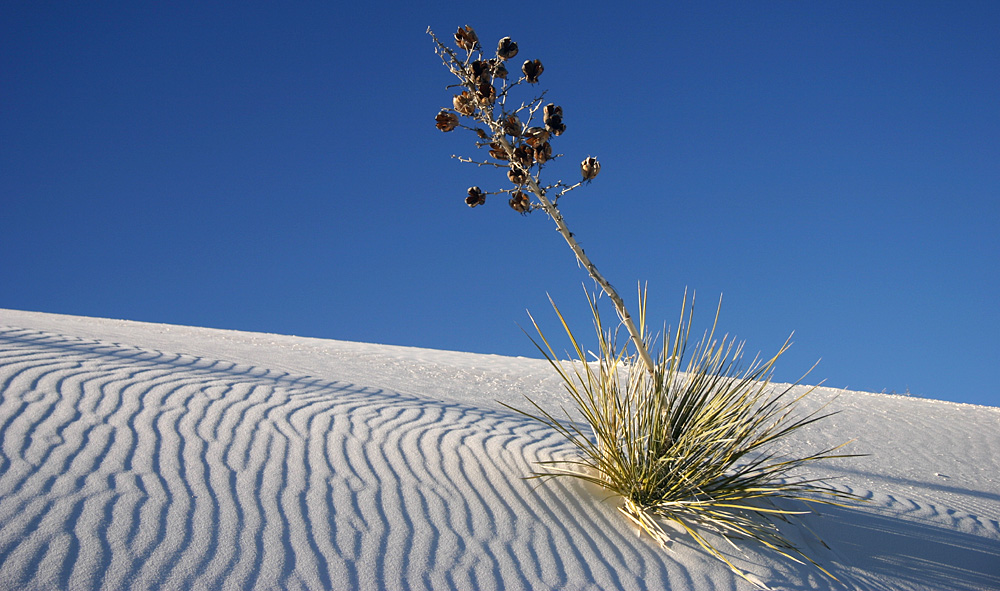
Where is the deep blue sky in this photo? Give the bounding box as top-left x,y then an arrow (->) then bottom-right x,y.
3,2 -> 998,407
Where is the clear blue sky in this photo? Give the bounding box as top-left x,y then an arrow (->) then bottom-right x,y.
2,2 -> 998,407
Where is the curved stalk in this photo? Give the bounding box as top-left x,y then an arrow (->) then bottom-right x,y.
495,136 -> 657,378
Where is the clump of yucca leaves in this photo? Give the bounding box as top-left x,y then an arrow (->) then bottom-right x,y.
513,289 -> 862,586
429,25 -> 862,587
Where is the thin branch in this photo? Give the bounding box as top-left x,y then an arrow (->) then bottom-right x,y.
452,155 -> 508,168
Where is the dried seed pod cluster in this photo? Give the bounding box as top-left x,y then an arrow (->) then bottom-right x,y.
497,37 -> 518,60
509,191 -> 531,214
435,109 -> 459,132
501,114 -> 521,137
522,59 -> 543,84
543,103 -> 565,136
511,146 -> 533,168
454,25 -> 479,51
453,91 -> 476,116
430,25 -> 599,212
466,186 -> 486,207
508,167 -> 528,185
581,156 -> 601,181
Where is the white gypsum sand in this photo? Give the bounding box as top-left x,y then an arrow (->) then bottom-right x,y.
1,308 -> 998,590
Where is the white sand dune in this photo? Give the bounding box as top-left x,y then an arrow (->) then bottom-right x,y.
1,309 -> 998,590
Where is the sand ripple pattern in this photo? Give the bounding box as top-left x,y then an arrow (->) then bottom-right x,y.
3,325 -> 999,590
0,327 -> 693,591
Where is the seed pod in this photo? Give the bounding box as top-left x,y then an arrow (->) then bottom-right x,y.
435,109 -> 459,132
488,143 -> 509,160
476,81 -> 496,105
455,25 -> 479,51
543,103 -> 561,122
507,166 -> 528,185
475,127 -> 490,140
509,190 -> 531,214
523,126 -> 550,148
581,156 -> 601,181
502,114 -> 521,137
533,141 -> 552,164
522,59 -> 543,83
496,37 -> 519,60
470,60 -> 490,83
543,103 -> 566,136
512,145 -> 533,168
490,58 -> 508,79
466,186 -> 486,207
453,91 -> 476,116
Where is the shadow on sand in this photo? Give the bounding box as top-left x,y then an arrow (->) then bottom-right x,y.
753,500 -> 1000,590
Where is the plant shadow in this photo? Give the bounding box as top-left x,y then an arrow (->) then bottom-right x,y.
756,500 -> 1000,590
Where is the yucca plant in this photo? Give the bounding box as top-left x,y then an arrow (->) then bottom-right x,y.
506,289 -> 862,586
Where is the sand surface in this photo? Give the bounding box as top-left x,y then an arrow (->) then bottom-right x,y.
1,309 -> 998,590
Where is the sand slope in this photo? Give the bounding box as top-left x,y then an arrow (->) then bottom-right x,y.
1,309 -> 998,590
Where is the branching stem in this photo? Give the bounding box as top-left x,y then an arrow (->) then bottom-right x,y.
430,25 -> 656,378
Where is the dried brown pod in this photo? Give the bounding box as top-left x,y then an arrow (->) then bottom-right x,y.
512,145 -> 534,168
522,59 -> 543,83
488,143 -> 509,160
475,127 -> 490,140
435,109 -> 459,132
543,103 -> 566,136
581,156 -> 601,181
453,91 -> 476,116
455,25 -> 479,51
470,60 -> 491,83
476,81 -> 496,105
496,37 -> 519,60
502,114 -> 522,137
508,166 -> 528,185
509,190 -> 531,213
523,126 -> 550,147
543,103 -> 561,121
490,58 -> 508,79
466,186 -> 486,207
533,141 -> 552,164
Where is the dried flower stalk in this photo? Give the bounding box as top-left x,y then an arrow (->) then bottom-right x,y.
429,25 -> 656,376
